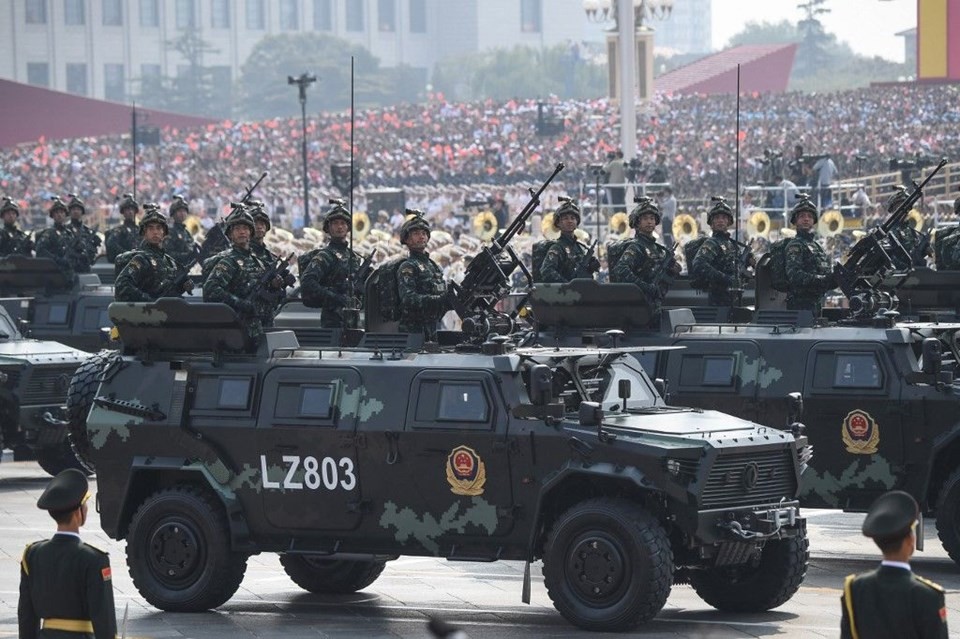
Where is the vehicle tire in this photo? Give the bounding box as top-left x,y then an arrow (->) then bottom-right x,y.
66,350 -> 118,473
542,497 -> 673,632
127,486 -> 247,612
35,441 -> 90,477
279,555 -> 387,594
689,530 -> 809,612
935,468 -> 960,565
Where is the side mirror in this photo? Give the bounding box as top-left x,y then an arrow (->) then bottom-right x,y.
618,379 -> 631,406
529,364 -> 554,406
787,392 -> 803,425
654,377 -> 667,400
922,338 -> 942,376
579,401 -> 602,427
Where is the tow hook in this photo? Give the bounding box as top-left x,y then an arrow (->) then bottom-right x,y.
719,505 -> 798,540
43,411 -> 70,426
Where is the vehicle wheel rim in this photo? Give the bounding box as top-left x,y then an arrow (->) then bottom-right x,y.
147,519 -> 203,588
565,532 -> 629,604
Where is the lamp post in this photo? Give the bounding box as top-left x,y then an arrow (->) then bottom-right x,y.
288,72 -> 317,228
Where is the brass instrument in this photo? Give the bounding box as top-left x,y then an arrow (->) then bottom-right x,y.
540,213 -> 560,241
574,228 -> 591,243
609,212 -> 629,236
905,209 -> 923,232
817,210 -> 844,237
472,211 -> 498,241
672,213 -> 698,242
352,211 -> 370,242
746,211 -> 770,238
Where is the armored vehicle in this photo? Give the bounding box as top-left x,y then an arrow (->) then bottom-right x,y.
529,279 -> 960,566
69,298 -> 810,632
0,304 -> 90,475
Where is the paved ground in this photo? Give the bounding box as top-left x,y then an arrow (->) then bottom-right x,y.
1,459 -> 958,638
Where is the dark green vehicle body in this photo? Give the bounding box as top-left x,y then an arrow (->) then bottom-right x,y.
72,298 -> 810,632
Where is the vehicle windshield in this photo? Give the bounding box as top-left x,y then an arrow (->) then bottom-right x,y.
0,309 -> 18,339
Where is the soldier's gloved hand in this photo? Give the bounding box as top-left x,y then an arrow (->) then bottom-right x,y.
443,284 -> 458,312
269,275 -> 285,290
588,256 -> 601,273
181,278 -> 195,295
236,299 -> 257,316
282,272 -> 297,288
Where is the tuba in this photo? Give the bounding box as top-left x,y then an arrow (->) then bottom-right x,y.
905,208 -> 923,232
184,214 -> 201,236
472,211 -> 498,241
352,211 -> 370,242
540,213 -> 561,241
672,213 -> 698,242
818,210 -> 844,237
746,211 -> 770,238
609,212 -> 629,236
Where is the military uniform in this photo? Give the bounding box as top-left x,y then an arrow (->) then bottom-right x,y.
301,240 -> 362,328
115,242 -> 183,302
612,233 -> 672,311
692,197 -> 747,306
398,251 -> 449,337
35,198 -> 78,283
784,231 -> 833,311
889,224 -> 927,269
105,194 -> 140,263
18,469 -> 117,639
250,202 -> 279,266
0,198 -> 33,256
165,196 -> 199,268
840,490 -> 947,639
540,234 -> 592,283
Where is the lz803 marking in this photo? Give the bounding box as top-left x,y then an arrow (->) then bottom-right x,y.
259,454 -> 357,491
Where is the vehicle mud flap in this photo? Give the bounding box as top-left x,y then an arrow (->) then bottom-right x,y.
522,560 -> 531,604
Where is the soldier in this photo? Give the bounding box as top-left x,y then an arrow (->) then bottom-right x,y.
784,195 -> 835,313
0,197 -> 34,256
539,198 -> 599,283
34,197 -> 78,282
115,204 -> 192,302
300,200 -> 362,328
203,206 -> 285,347
164,195 -> 199,268
610,197 -> 680,323
397,211 -> 451,339
66,194 -> 101,272
885,185 -> 929,269
840,490 -> 947,639
18,469 -> 118,639
946,197 -> 960,270
692,196 -> 752,306
249,201 -> 279,266
104,193 -> 140,263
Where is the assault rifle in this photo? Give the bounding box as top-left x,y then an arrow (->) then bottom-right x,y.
833,158 -> 946,317
571,239 -> 600,279
352,248 -> 377,289
448,162 -> 565,342
650,240 -> 681,298
159,255 -> 198,298
247,253 -> 296,308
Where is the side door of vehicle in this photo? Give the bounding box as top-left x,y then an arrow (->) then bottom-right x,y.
661,339 -> 762,422
800,342 -> 903,510
254,365 -> 362,532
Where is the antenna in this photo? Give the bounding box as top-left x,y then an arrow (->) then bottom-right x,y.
733,64 -> 743,308
345,55 -> 358,332
131,103 -> 138,199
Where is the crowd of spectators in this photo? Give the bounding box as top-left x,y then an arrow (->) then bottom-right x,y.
1,83 -> 959,236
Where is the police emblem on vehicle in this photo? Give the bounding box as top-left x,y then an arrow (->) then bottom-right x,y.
842,409 -> 880,455
446,445 -> 486,496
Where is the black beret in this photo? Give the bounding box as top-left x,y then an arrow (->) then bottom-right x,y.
862,490 -> 918,538
37,469 -> 89,512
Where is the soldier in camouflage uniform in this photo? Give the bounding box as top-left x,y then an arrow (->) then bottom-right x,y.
885,185 -> 929,270
539,198 -> 599,283
66,194 -> 101,272
115,205 -> 192,302
164,196 -> 199,268
947,197 -> 960,270
0,197 -> 34,256
300,201 -> 362,328
692,196 -> 751,306
203,207 -> 284,348
397,211 -> 451,339
105,194 -> 140,263
249,201 -> 279,266
611,197 -> 680,324
784,195 -> 835,313
34,197 -> 78,282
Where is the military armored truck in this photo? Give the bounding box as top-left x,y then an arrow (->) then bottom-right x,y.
528,279 -> 960,567
69,298 -> 810,632
0,304 -> 90,475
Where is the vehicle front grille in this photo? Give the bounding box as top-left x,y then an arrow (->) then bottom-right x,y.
700,449 -> 797,509
21,366 -> 77,406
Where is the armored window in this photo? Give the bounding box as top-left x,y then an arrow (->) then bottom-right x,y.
218,377 -> 252,409
211,0 -> 230,28
245,0 -> 264,29
139,0 -> 159,27
271,383 -> 336,421
102,0 -> 122,25
438,382 -> 489,422
345,0 -> 363,32
64,0 -> 85,25
702,356 -> 735,386
313,0 -> 332,30
520,0 -> 541,33
678,354 -> 737,389
833,353 -> 883,389
47,303 -> 68,324
377,0 -> 395,32
25,0 -> 47,24
408,0 -> 425,33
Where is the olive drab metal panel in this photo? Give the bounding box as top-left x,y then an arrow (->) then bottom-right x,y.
662,340 -> 763,423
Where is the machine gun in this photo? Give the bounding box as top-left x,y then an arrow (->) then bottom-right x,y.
571,239 -> 599,279
833,159 -> 946,316
246,253 -> 296,309
448,162 -> 565,342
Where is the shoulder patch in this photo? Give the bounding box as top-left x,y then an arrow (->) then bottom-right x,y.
914,575 -> 945,593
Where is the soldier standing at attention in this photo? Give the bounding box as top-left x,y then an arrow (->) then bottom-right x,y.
539,198 -> 599,283
692,196 -> 751,306
300,201 -> 362,328
397,211 -> 451,340
35,197 -> 78,282
947,197 -> 960,270
249,201 -> 279,266
0,197 -> 34,256
784,195 -> 835,313
66,194 -> 101,272
204,207 -> 282,347
18,469 -> 117,639
841,490 -> 947,639
885,185 -> 929,269
105,193 -> 140,262
115,204 -> 191,302
611,197 -> 679,323
165,195 -> 199,268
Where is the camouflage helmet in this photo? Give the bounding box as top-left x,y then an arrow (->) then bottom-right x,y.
789,194 -> 819,224
48,196 -> 68,218
706,196 -> 734,224
628,196 -> 661,227
322,198 -> 351,233
248,201 -> 271,231
400,209 -> 430,244
138,203 -> 169,235
169,195 -> 189,216
0,197 -> 19,218
223,204 -> 256,236
67,193 -> 86,214
118,193 -> 140,214
553,197 -> 581,229
886,185 -> 909,214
